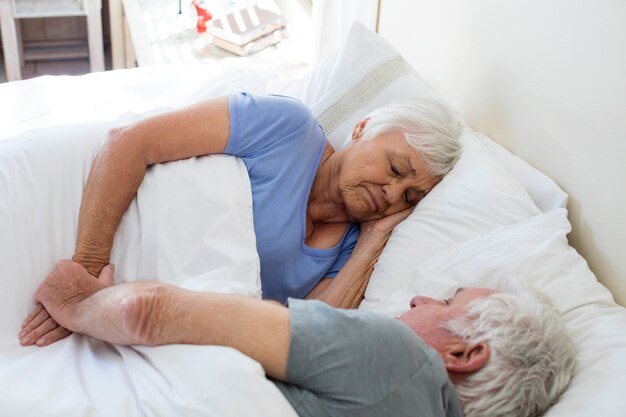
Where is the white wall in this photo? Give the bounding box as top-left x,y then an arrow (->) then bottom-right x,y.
312,0 -> 378,62
379,0 -> 626,305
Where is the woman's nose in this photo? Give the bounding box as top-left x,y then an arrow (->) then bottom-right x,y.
409,295 -> 440,308
382,182 -> 406,206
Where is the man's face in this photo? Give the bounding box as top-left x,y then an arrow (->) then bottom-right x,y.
398,287 -> 497,354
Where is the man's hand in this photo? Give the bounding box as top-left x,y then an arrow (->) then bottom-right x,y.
19,260 -> 114,347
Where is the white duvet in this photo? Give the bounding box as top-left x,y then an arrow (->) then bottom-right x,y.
0,91 -> 297,416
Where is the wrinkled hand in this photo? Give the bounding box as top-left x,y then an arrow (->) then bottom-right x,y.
353,207 -> 415,261
19,260 -> 114,347
360,206 -> 415,241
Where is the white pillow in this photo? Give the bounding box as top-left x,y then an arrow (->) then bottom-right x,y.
361,209 -> 626,417
280,21 -> 567,213
475,131 -> 568,212
279,22 -> 440,150
361,129 -> 541,309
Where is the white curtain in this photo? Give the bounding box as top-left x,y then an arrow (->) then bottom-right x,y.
311,0 -> 379,63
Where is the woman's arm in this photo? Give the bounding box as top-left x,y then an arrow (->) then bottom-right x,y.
20,97 -> 231,347
306,208 -> 413,309
74,96 -> 231,276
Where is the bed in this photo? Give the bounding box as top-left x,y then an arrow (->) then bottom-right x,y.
1,2 -> 626,416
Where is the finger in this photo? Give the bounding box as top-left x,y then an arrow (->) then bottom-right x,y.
395,206 -> 415,217
19,316 -> 58,346
34,326 -> 72,347
20,306 -> 49,334
395,206 -> 415,221
21,303 -> 44,328
98,264 -> 115,286
386,206 -> 415,225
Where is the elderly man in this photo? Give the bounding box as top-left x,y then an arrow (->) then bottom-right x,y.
21,261 -> 576,417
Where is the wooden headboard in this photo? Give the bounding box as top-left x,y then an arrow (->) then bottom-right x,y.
377,0 -> 626,306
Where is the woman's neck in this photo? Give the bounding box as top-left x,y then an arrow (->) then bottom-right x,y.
307,142 -> 350,225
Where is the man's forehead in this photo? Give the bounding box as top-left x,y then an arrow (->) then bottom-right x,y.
452,287 -> 498,303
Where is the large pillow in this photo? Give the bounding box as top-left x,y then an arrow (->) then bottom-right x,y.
475,131 -> 568,212
361,209 -> 626,417
361,128 -> 540,309
277,23 -> 441,149
279,21 -> 567,213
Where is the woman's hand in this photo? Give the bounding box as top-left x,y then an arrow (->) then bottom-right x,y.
306,207 -> 414,309
359,206 -> 415,246
19,261 -> 114,347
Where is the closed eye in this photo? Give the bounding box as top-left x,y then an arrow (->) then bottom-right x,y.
446,288 -> 464,306
405,189 -> 424,206
390,163 -> 400,176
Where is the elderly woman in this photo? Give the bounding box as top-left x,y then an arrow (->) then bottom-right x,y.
20,92 -> 462,347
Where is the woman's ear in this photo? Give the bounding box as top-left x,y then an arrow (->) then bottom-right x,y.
351,118 -> 370,142
442,342 -> 490,374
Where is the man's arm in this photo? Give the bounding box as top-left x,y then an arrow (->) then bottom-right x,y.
306,207 -> 413,309
32,261 -> 291,380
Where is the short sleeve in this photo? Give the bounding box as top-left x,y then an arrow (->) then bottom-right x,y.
273,300 -> 463,417
225,92 -> 313,158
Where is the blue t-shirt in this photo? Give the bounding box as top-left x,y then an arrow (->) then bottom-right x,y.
224,93 -> 360,303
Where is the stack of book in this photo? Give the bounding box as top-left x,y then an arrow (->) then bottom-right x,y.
208,4 -> 287,56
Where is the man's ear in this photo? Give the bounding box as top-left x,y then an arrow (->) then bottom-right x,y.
442,342 -> 490,374
351,118 -> 369,142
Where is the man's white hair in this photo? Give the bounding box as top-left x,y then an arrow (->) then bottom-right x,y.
444,285 -> 576,417
360,98 -> 463,177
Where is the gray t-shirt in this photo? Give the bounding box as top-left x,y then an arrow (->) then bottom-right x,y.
272,299 -> 463,417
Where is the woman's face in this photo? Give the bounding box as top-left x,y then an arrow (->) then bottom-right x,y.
337,129 -> 439,222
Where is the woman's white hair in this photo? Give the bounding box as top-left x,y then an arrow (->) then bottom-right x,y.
360,98 -> 463,177
444,284 -> 576,417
